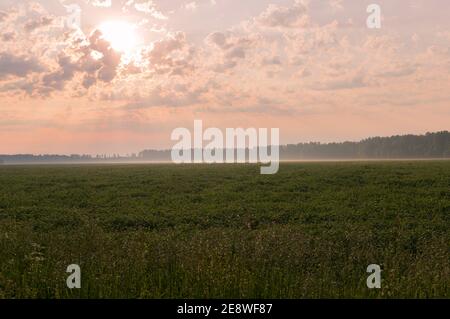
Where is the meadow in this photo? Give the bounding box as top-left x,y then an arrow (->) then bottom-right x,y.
0,161 -> 448,298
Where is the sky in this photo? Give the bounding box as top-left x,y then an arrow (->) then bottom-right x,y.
0,0 -> 449,155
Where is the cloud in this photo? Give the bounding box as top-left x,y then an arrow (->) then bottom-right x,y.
145,31 -> 195,76
70,29 -> 123,87
312,73 -> 369,91
122,84 -> 207,109
24,16 -> 54,32
1,32 -> 16,42
87,0 -> 112,8
0,10 -> 8,22
329,0 -> 343,11
183,0 -> 217,12
206,31 -> 258,72
0,52 -> 44,79
262,56 -> 282,66
377,63 -> 417,78
256,0 -> 309,28
125,0 -> 168,20
184,2 -> 198,12
0,79 -> 37,96
207,32 -> 227,49
41,54 -> 78,91
0,0 -> 447,123
0,25 -> 125,96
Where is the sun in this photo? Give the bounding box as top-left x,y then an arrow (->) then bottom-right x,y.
98,21 -> 138,53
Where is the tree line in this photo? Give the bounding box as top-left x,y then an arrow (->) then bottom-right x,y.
280,131 -> 450,159
1,131 -> 448,164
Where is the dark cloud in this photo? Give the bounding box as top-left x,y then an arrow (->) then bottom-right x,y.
312,73 -> 369,91
39,29 -> 123,93
85,30 -> 123,83
24,16 -> 53,32
0,10 -> 8,22
207,32 -> 228,49
42,54 -> 78,90
145,32 -> 195,76
0,52 -> 44,79
1,32 -> 16,42
262,56 -> 282,66
206,32 -> 257,72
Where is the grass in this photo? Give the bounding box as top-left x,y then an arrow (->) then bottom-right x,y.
0,161 -> 449,298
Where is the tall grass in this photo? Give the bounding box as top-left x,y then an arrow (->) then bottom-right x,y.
0,162 -> 449,298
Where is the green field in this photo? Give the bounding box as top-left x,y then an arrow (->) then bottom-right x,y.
0,161 -> 449,298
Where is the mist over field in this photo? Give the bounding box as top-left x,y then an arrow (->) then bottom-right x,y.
1,131 -> 449,164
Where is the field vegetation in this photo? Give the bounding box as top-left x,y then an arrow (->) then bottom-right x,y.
0,161 -> 449,298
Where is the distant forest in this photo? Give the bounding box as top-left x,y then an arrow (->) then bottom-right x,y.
139,131 -> 450,161
0,131 -> 449,164
281,131 -> 450,160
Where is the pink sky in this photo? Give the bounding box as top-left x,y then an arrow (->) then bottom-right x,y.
0,0 -> 449,154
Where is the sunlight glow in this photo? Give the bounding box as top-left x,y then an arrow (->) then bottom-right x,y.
98,21 -> 138,53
